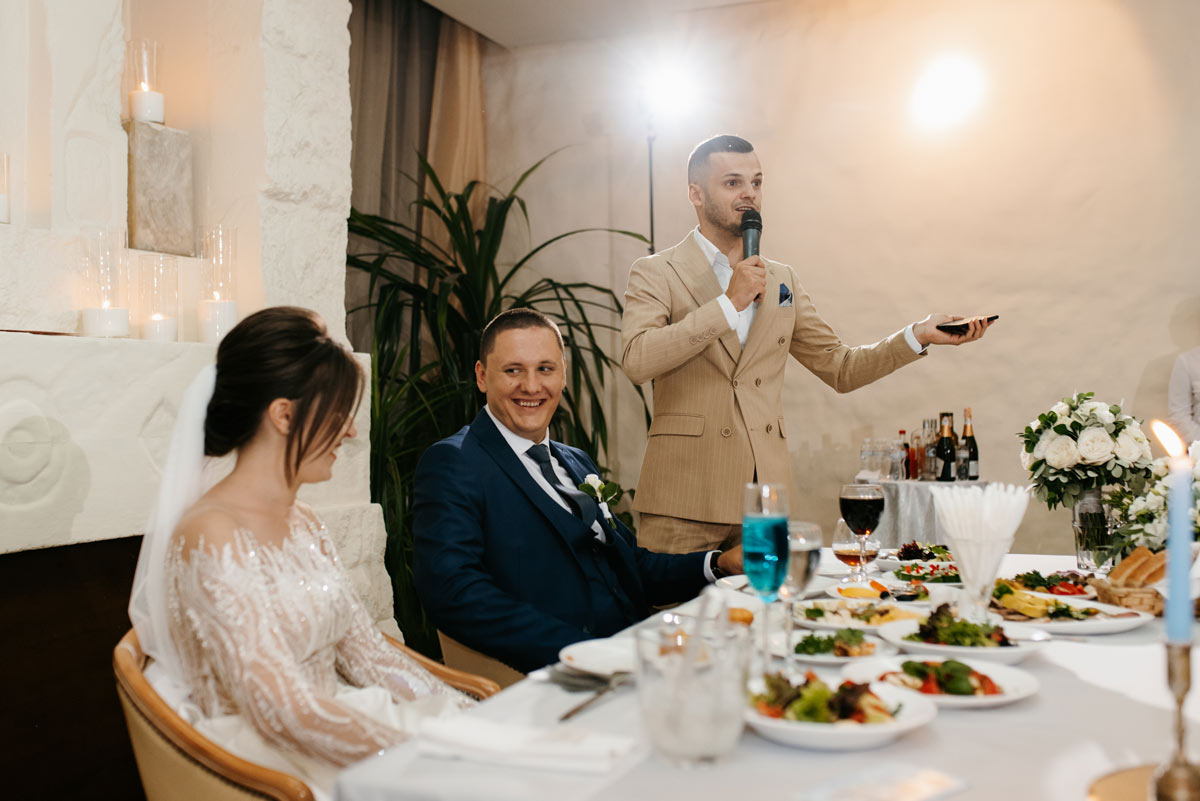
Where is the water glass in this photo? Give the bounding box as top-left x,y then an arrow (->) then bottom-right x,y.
779,522 -> 821,678
635,612 -> 749,765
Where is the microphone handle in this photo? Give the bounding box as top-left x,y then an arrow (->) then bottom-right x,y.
742,228 -> 760,260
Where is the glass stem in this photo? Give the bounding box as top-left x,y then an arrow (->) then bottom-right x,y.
858,534 -> 868,582
762,600 -> 772,677
784,598 -> 795,679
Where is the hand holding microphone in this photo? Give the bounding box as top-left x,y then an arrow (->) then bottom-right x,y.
724,210 -> 766,311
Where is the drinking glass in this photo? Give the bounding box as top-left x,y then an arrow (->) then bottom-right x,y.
743,483 -> 790,677
778,522 -> 821,678
838,484 -> 885,584
831,518 -> 879,584
635,612 -> 749,765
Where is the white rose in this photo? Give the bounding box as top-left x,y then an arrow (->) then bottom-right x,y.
1114,430 -> 1145,464
1033,431 -> 1057,460
1145,519 -> 1168,549
1147,492 -> 1166,513
1152,459 -> 1170,479
1079,401 -> 1115,425
583,473 -> 603,491
1193,461 -> 1200,482
1189,441 -> 1200,463
1076,427 -> 1115,465
1044,436 -> 1080,470
1129,496 -> 1147,515
1049,402 -> 1070,422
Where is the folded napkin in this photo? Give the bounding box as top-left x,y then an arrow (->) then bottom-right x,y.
416,717 -> 637,775
929,484 -> 1029,601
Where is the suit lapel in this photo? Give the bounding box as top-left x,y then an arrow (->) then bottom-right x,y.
736,262 -> 781,377
665,234 -> 742,366
469,412 -> 594,550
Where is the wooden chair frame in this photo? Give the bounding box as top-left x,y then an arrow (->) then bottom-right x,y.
114,628 -> 499,801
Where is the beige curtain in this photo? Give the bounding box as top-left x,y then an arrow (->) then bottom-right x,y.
346,0 -> 440,351
423,16 -> 489,249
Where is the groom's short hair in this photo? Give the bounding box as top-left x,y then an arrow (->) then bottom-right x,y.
480,308 -> 563,362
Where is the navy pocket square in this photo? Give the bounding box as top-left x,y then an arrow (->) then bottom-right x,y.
779,283 -> 793,307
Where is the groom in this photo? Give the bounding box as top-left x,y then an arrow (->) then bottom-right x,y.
413,308 -> 742,673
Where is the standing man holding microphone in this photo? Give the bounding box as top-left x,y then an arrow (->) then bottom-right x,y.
621,134 -> 993,555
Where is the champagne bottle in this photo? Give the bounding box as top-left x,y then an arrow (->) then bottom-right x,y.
935,418 -> 956,482
963,407 -> 979,481
940,411 -> 959,450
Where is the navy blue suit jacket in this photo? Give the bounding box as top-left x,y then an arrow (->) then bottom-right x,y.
413,410 -> 709,673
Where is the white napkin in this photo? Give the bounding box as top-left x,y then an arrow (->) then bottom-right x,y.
416,717 -> 637,775
928,484 -> 1029,593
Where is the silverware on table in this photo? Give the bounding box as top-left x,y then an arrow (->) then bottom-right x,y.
558,671 -> 632,721
544,664 -> 610,692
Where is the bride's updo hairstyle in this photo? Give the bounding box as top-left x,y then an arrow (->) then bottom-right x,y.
205,306 -> 362,483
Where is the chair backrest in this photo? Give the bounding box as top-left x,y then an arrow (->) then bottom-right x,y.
437,631 -> 525,689
114,629 -> 501,801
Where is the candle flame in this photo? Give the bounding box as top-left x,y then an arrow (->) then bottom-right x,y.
150,313 -> 164,321
1152,419 -> 1186,458
140,81 -> 149,92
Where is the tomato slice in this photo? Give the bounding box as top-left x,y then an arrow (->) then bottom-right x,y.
1050,583 -> 1087,595
920,673 -> 941,694
755,700 -> 784,718
975,673 -> 1001,695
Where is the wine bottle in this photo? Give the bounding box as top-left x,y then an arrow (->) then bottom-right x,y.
922,418 -> 937,481
898,430 -> 910,479
935,418 -> 956,481
940,411 -> 959,450
963,407 -> 979,481
906,426 -> 921,480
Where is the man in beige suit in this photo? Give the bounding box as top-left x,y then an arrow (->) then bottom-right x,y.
622,134 -> 992,554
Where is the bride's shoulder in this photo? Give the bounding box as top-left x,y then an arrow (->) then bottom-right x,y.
173,502 -> 245,558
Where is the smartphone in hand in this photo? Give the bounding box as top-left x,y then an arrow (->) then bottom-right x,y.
935,315 -> 999,336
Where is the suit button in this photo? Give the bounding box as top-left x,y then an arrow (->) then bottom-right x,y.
766,423 -> 774,433
778,336 -> 786,345
721,427 -> 732,437
689,337 -> 697,344
755,377 -> 762,387
583,626 -> 593,635
732,379 -> 739,388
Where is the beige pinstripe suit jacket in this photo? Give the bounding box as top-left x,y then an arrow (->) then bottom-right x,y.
621,233 -> 924,525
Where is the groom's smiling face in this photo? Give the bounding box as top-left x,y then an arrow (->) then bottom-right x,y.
476,326 -> 565,442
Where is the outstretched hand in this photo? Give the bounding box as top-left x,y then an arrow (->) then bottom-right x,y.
913,314 -> 995,347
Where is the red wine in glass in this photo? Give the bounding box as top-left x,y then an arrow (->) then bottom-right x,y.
839,496 -> 885,537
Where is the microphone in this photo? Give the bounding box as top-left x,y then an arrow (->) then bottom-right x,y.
740,209 -> 762,260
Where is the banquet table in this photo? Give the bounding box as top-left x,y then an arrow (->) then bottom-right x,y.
335,552 -> 1200,801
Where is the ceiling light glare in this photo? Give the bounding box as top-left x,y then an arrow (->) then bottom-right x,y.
910,53 -> 986,132
640,63 -> 696,121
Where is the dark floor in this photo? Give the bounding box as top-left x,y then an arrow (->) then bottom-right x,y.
0,535 -> 147,801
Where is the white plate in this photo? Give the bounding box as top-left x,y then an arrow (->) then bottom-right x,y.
558,638 -> 634,677
997,595 -> 1154,635
793,600 -> 926,632
716,575 -> 749,592
744,683 -> 937,751
771,631 -> 899,664
876,554 -> 956,573
841,656 -> 1039,709
877,619 -> 1044,665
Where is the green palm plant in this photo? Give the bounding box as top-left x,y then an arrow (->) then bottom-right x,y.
348,154 -> 648,656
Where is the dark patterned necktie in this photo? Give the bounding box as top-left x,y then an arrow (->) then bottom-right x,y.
525,444 -> 599,528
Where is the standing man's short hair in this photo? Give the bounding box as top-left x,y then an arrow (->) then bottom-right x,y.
479,307 -> 564,361
687,135 -> 755,183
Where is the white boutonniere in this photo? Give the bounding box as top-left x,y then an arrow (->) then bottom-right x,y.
578,473 -> 622,523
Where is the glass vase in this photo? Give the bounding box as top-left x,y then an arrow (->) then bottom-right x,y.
1073,487 -> 1115,572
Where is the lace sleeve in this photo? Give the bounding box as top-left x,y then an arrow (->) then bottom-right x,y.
177,538 -> 407,768
314,530 -> 475,710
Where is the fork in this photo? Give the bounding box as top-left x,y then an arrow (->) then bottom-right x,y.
558,671 -> 632,721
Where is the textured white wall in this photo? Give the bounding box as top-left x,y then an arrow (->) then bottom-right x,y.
483,0 -> 1200,553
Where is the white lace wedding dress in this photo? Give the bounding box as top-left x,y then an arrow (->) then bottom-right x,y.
156,502 -> 472,797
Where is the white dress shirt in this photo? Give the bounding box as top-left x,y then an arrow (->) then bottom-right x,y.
693,227 -> 925,354
1168,346 -> 1200,445
483,405 -> 721,581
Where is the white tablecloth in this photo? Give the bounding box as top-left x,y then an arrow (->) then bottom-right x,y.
335,553 -> 1199,801
872,479 -> 990,547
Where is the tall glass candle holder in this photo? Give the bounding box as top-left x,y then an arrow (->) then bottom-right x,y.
138,252 -> 179,342
199,225 -> 237,343
128,40 -> 164,124
80,229 -> 131,337
0,153 -> 10,224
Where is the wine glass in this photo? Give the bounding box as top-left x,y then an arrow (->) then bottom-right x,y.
778,522 -> 821,678
838,484 -> 885,584
831,518 -> 879,585
742,483 -> 790,680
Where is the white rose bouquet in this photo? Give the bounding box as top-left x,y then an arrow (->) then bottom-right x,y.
1018,391 -> 1153,510
1107,442 -> 1200,553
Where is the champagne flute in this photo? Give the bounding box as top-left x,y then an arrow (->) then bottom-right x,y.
778,522 -> 821,679
742,483 -> 790,681
838,484 -> 885,585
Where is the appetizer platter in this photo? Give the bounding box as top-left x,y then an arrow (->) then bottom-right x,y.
842,656 -> 1040,709
877,604 -> 1045,664
745,672 -> 937,751
891,561 -> 962,585
876,541 -> 955,572
998,570 -> 1096,599
826,579 -> 931,603
771,627 -> 900,664
794,599 -> 925,632
990,585 -> 1153,635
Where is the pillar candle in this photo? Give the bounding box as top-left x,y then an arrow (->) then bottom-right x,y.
82,306 -> 130,337
1166,455 -> 1195,642
130,90 -> 164,124
141,314 -> 177,342
198,299 -> 237,344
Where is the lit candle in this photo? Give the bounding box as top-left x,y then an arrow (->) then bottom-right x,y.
141,312 -> 177,342
82,300 -> 130,337
198,292 -> 237,344
1152,420 -> 1195,643
129,81 -> 164,124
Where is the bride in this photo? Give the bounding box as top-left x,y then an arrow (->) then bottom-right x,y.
129,306 -> 471,794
